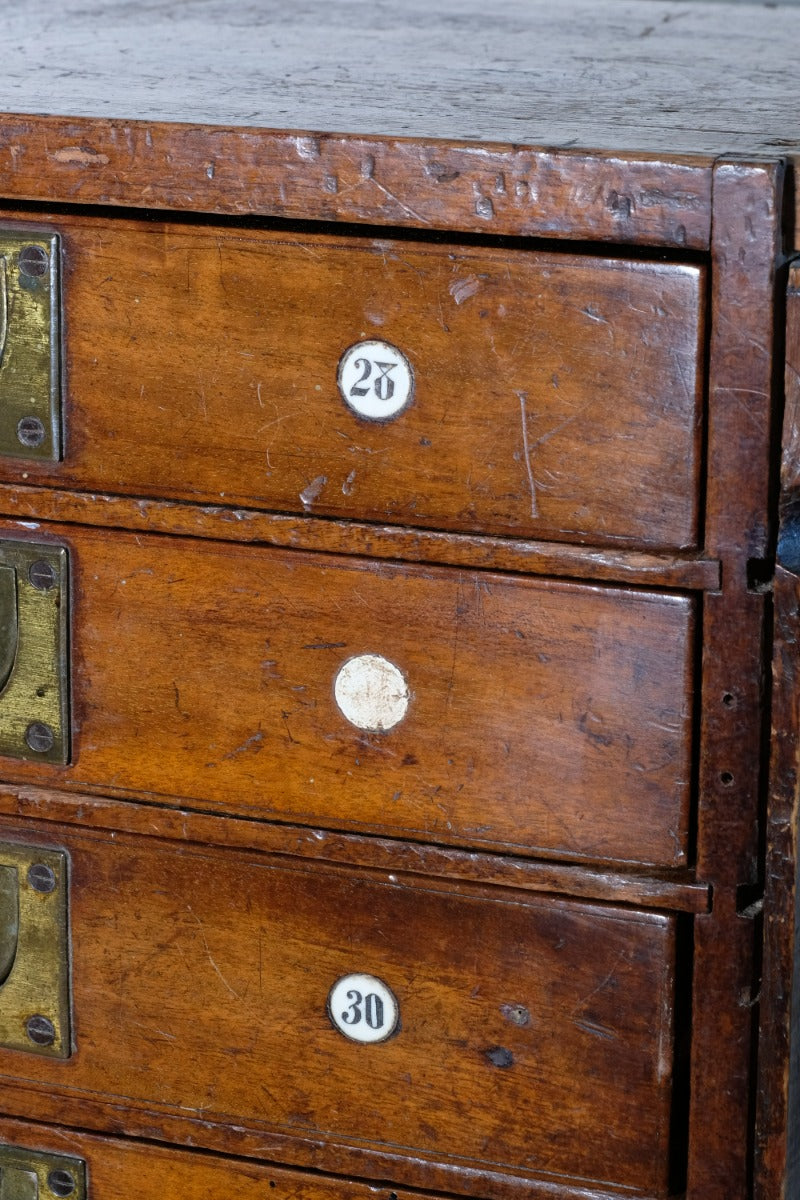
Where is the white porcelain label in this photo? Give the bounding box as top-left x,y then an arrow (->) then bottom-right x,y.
333,653 -> 410,732
337,340 -> 414,420
327,973 -> 400,1043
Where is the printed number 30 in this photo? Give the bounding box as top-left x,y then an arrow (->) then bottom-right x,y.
327,972 -> 400,1043
342,988 -> 386,1029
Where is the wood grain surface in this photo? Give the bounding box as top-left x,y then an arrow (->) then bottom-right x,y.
0,817 -> 680,1198
688,161 -> 785,1200
0,1116 -> 670,1200
0,210 -> 705,550
0,519 -> 696,867
0,482 -> 722,591
0,1118 -> 450,1200
0,119 -> 712,249
0,783 -> 713,914
1,0 -> 799,157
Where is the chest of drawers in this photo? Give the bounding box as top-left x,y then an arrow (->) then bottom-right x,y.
0,2 -> 799,1198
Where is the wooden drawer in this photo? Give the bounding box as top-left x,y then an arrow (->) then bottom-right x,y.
0,1117 -> 450,1200
0,212 -> 705,549
0,820 -> 682,1198
2,522 -> 695,866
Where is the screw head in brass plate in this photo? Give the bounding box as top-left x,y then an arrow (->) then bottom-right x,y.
28,559 -> 57,591
25,721 -> 55,754
16,416 -> 46,448
47,1169 -> 76,1197
27,862 -> 57,893
18,244 -> 49,279
25,1013 -> 56,1046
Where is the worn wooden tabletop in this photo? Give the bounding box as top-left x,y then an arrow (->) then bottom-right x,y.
2,0 -> 800,157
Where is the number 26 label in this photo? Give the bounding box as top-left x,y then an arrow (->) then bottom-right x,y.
337,340 -> 415,421
327,972 -> 400,1043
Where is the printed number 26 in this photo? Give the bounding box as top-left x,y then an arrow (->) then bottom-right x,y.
342,988 -> 386,1029
349,358 -> 396,402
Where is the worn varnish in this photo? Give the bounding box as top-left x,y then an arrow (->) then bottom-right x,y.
0,783 -> 711,914
0,482 -> 722,590
0,4 -> 797,1199
0,520 -> 695,866
0,816 -> 680,1198
0,210 -> 705,550
0,1118 -> 456,1200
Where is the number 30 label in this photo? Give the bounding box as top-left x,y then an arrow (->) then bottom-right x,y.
327,973 -> 400,1043
337,340 -> 415,421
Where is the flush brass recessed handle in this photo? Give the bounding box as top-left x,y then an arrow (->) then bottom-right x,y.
0,1164 -> 38,1200
0,842 -> 70,1059
0,863 -> 19,988
0,1145 -> 85,1200
0,541 -> 68,766
0,565 -> 18,698
0,230 -> 61,460
0,255 -> 8,372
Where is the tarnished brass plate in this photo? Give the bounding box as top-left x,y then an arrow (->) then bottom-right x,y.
0,230 -> 61,461
0,842 -> 70,1059
0,1143 -> 84,1199
0,541 -> 68,766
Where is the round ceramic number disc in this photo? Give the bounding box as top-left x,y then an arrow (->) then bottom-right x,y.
337,340 -> 415,420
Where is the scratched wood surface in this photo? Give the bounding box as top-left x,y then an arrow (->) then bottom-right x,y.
0,816 -> 680,1198
1,0 -> 799,157
0,482 -> 722,590
0,1117 -> 457,1200
0,210 -> 705,550
0,782 -> 711,913
0,519 -> 695,867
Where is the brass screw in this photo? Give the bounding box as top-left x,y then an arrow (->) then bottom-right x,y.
47,1169 -> 76,1197
17,416 -> 46,448
25,722 -> 55,753
28,560 -> 57,591
18,244 -> 49,278
28,862 -> 56,893
26,1013 -> 56,1045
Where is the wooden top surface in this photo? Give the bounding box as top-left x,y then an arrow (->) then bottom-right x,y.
0,1 -> 797,246
2,0 -> 799,158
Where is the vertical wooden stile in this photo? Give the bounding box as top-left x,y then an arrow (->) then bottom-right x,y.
689,158 -> 787,1199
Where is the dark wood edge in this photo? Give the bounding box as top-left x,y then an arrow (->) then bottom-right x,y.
755,261 -> 800,1200
0,112 -> 713,248
0,484 -> 721,590
688,157 -> 788,1200
0,1089 -> 669,1200
756,565 -> 800,1200
0,785 -> 710,914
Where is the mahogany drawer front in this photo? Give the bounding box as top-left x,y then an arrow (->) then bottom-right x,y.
0,822 -> 681,1197
1,212 -> 705,549
5,522 -> 695,866
0,1119 -> 454,1200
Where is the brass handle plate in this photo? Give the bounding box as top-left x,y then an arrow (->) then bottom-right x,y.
0,841 -> 70,1058
0,540 -> 69,766
0,1144 -> 85,1199
0,230 -> 61,461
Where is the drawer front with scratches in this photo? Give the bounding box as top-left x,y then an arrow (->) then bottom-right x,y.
0,522 -> 695,866
0,212 -> 705,549
0,819 -> 682,1199
0,1116 -> 461,1200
